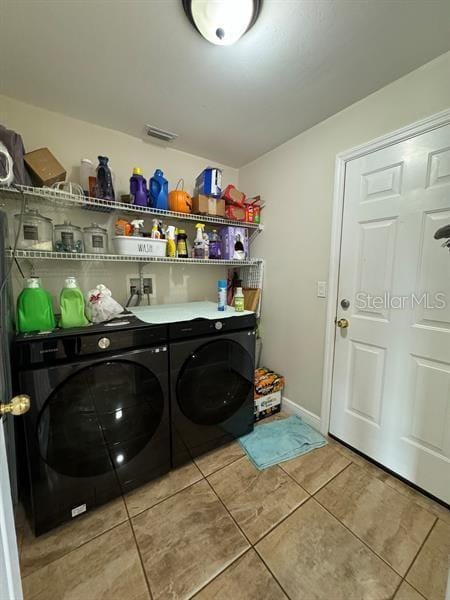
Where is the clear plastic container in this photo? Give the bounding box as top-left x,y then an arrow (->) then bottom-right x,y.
83,223 -> 108,254
14,208 -> 53,251
54,220 -> 84,253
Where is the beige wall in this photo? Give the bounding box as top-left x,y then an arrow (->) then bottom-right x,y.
0,95 -> 238,309
240,51 -> 450,420
2,51 -> 450,419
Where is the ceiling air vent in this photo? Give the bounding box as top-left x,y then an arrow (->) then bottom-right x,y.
145,125 -> 178,143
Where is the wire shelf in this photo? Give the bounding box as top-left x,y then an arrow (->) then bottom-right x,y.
6,248 -> 263,267
0,184 -> 264,231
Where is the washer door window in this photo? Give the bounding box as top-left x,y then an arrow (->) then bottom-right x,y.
176,339 -> 253,426
37,360 -> 164,478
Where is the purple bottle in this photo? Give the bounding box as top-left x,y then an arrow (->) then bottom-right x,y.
209,229 -> 222,259
130,167 -> 148,207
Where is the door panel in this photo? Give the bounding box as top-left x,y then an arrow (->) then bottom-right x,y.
346,341 -> 385,426
355,218 -> 397,321
408,356 -> 450,455
331,123 -> 450,503
427,147 -> 450,188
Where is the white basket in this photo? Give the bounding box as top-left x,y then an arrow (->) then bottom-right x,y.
113,236 -> 168,257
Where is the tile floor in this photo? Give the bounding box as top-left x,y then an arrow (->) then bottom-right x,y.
17,414 -> 450,600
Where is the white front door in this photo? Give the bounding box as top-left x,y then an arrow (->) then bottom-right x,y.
330,123 -> 450,504
0,416 -> 22,600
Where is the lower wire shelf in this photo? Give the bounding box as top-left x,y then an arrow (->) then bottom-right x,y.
7,248 -> 263,267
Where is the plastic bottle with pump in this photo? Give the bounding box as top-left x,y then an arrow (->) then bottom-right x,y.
193,223 -> 208,259
166,225 -> 176,257
60,276 -> 89,329
131,219 -> 144,236
151,219 -> 161,240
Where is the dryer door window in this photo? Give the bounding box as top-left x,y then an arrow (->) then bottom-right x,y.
37,360 -> 164,478
176,339 -> 253,426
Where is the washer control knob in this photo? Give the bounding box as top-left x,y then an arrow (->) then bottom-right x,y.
215,321 -> 223,331
98,337 -> 111,349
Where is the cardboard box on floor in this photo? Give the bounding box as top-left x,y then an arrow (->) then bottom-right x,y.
192,194 -> 225,217
254,367 -> 285,422
24,148 -> 66,187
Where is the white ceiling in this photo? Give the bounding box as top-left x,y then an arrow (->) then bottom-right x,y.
1,1 -> 449,167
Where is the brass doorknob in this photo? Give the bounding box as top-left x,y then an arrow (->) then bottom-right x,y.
0,394 -> 31,417
337,318 -> 349,329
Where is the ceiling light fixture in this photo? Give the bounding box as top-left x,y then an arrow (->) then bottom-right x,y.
182,0 -> 261,46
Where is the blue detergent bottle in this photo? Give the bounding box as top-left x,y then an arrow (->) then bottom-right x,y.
149,169 -> 168,210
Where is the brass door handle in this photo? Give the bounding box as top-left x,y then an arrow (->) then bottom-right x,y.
337,318 -> 349,329
0,394 -> 31,417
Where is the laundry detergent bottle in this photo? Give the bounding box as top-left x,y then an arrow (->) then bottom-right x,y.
60,276 -> 89,329
149,169 -> 168,210
130,167 -> 148,207
16,277 -> 56,333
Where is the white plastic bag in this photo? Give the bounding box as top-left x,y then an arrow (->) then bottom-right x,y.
85,284 -> 123,323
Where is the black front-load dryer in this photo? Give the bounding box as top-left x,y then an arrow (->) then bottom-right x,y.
169,313 -> 256,466
13,317 -> 170,535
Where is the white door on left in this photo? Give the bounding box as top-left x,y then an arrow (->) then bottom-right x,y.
0,415 -> 22,600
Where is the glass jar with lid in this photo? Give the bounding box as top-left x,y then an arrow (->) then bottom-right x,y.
54,221 -> 84,253
83,223 -> 108,254
14,208 -> 53,251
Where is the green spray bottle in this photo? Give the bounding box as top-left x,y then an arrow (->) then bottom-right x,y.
16,277 -> 56,333
59,276 -> 89,329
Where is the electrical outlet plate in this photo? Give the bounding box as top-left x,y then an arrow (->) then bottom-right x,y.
126,275 -> 156,298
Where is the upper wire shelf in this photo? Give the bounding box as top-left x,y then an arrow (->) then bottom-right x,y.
0,184 -> 263,230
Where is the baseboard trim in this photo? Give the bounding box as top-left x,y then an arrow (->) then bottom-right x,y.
282,397 -> 322,432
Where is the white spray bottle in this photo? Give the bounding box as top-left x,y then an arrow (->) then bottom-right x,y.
166,225 -> 176,257
151,218 -> 161,240
193,223 -> 207,259
131,219 -> 144,237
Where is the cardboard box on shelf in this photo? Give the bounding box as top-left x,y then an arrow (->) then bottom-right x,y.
225,204 -> 246,221
24,148 -> 66,187
192,194 -> 225,217
254,367 -> 285,422
219,226 -> 249,260
194,167 -> 222,198
222,184 -> 246,207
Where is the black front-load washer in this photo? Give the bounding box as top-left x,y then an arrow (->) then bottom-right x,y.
13,316 -> 170,535
169,313 -> 256,465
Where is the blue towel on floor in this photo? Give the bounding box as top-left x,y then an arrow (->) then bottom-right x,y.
239,415 -> 327,470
